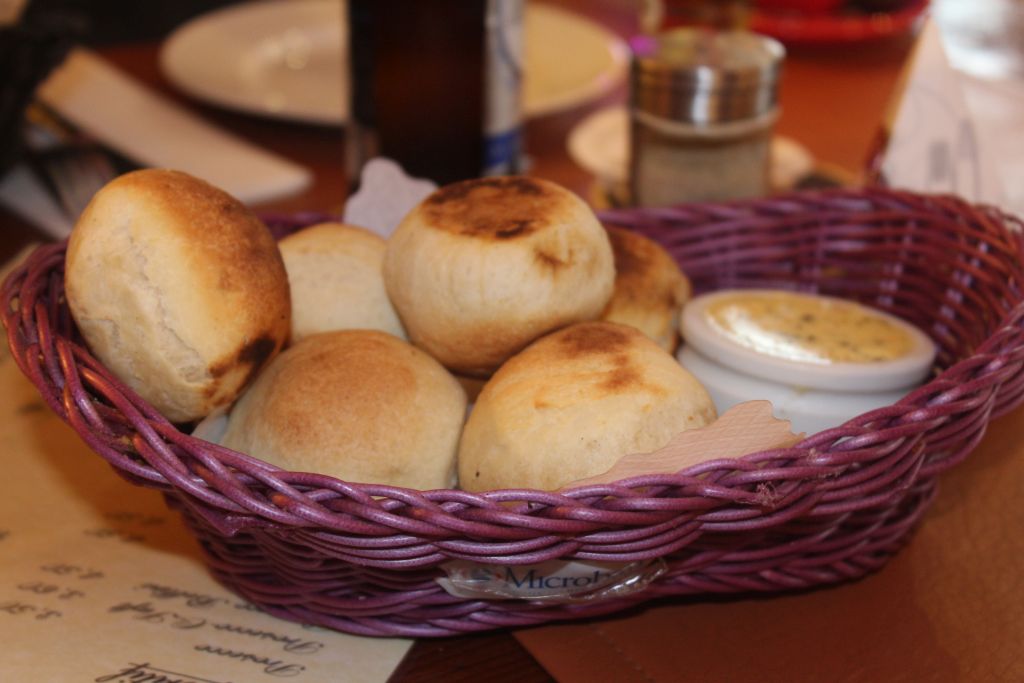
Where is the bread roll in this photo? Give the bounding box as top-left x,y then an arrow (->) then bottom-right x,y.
221,330 -> 467,490
458,321 -> 716,492
278,222 -> 405,342
65,169 -> 290,422
383,176 -> 615,377
600,225 -> 691,353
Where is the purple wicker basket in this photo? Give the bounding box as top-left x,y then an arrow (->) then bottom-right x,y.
4,188 -> 1024,638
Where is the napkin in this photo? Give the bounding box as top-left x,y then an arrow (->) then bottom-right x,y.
952,66 -> 1024,217
35,47 -> 312,206
342,157 -> 437,238
561,401 -> 803,490
876,19 -> 1010,212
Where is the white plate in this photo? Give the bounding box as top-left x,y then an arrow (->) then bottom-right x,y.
160,0 -> 629,126
567,105 -> 816,192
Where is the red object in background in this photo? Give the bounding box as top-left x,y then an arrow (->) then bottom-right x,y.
658,1 -> 750,30
751,0 -> 929,44
755,0 -> 846,14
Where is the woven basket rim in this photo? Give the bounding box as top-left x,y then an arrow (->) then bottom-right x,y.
3,187 -> 1024,554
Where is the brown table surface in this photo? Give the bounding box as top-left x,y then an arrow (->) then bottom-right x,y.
2,2 -> 1021,682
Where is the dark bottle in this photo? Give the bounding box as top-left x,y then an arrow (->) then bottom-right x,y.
345,0 -> 523,187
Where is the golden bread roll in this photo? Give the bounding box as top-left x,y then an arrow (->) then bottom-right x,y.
278,222 -> 405,342
221,330 -> 467,490
600,225 -> 691,353
458,321 -> 716,492
383,176 -> 615,377
65,169 -> 290,422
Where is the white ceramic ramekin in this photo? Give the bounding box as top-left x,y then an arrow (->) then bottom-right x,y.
677,289 -> 937,434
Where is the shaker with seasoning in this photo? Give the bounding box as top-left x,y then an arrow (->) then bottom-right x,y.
629,29 -> 784,206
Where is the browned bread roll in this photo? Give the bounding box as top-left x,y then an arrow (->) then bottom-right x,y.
458,321 -> 716,491
383,176 -> 616,377
221,330 -> 467,490
277,222 -> 406,343
64,169 -> 290,422
600,225 -> 691,353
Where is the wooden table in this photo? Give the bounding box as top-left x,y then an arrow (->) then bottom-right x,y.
2,2 -> 1021,682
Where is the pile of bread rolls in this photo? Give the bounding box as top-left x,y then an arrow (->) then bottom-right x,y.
65,169 -> 715,492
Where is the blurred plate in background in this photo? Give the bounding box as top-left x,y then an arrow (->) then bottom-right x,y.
160,0 -> 629,126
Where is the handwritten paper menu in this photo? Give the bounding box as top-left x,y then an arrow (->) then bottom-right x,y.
0,343 -> 411,682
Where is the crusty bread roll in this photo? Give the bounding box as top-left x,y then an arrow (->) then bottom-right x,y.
65,169 -> 290,423
458,321 -> 716,492
221,330 -> 467,490
383,176 -> 615,377
600,225 -> 691,353
278,222 -> 405,343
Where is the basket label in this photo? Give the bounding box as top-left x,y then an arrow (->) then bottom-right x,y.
436,558 -> 665,602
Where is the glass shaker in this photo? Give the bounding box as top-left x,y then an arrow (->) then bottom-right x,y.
629,29 -> 785,206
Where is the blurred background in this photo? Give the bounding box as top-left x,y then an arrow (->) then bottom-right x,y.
3,0 -> 1022,235
4,2 -> 1024,682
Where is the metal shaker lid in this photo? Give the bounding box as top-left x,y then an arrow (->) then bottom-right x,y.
631,29 -> 784,126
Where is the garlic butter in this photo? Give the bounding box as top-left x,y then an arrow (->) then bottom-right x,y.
678,289 -> 937,433
704,291 -> 915,364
